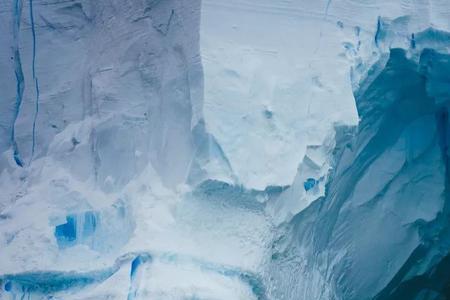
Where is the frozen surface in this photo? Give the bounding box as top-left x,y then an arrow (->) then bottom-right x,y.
1,0 -> 450,299
201,0 -> 359,190
267,28 -> 450,300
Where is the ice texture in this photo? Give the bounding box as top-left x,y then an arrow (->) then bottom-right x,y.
267,28 -> 450,300
1,0 -> 450,299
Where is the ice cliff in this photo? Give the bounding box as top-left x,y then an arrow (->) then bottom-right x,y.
1,0 -> 450,299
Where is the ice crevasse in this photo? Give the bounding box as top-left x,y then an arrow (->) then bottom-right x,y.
1,0 -> 450,299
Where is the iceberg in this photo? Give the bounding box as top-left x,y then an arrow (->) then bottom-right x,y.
267,26 -> 450,300
1,0 -> 450,299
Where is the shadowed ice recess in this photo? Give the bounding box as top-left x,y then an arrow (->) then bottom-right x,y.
267,34 -> 450,300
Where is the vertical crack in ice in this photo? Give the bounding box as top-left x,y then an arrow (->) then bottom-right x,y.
10,0 -> 39,167
29,0 -> 39,164
127,255 -> 145,300
375,16 -> 382,47
11,0 -> 25,167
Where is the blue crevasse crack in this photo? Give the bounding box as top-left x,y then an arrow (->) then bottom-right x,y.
11,0 -> 25,167
29,0 -> 39,163
127,255 -> 151,300
10,0 -> 40,167
374,16 -> 382,47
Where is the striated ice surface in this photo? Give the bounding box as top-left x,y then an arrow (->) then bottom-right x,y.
1,0 -> 450,299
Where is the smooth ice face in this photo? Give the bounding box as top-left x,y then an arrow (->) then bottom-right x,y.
200,0 -> 359,190
2,0 -> 450,300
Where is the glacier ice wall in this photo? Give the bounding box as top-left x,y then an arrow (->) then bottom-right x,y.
200,0 -> 359,190
0,0 -> 202,189
2,0 -> 450,300
266,24 -> 450,300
